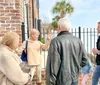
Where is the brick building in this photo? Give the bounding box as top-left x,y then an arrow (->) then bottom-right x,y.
0,0 -> 40,42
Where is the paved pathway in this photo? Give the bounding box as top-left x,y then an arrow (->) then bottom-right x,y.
31,71 -> 100,85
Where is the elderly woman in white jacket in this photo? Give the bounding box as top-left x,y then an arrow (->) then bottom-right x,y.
0,32 -> 31,85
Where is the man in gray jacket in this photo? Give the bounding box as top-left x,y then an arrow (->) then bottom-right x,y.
46,18 -> 88,85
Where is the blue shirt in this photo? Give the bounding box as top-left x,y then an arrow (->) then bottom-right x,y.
81,59 -> 93,74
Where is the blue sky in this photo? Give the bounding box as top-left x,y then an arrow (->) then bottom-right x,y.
39,0 -> 100,28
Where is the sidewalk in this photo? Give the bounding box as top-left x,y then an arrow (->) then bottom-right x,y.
31,71 -> 100,85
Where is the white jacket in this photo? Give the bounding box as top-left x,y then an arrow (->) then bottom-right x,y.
0,44 -> 29,85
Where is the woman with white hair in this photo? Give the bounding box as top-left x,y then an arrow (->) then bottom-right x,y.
17,28 -> 53,85
0,32 -> 31,85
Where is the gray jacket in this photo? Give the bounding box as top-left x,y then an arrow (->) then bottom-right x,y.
46,31 -> 88,85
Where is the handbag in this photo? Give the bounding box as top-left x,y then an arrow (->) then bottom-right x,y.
20,62 -> 30,73
21,41 -> 28,62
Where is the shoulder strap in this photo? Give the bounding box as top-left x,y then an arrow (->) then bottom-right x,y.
26,40 -> 28,54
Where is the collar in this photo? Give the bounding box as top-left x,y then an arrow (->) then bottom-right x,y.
57,31 -> 71,36
4,45 -> 14,52
28,39 -> 37,43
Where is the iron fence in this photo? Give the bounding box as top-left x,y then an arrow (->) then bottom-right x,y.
41,27 -> 98,69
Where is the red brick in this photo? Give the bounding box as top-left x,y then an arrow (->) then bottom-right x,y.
16,13 -> 22,17
0,3 -> 9,6
15,20 -> 21,23
0,33 -> 3,36
11,28 -> 16,30
0,10 -> 9,13
6,13 -> 16,16
0,27 -> 6,31
0,0 -> 3,2
5,28 -> 11,31
11,16 -> 20,20
0,17 -> 10,20
15,6 -> 20,9
6,28 -> 16,31
9,2 -> 15,5
15,3 -> 20,6
0,13 -> 4,16
6,20 -> 21,24
11,25 -> 21,29
0,31 -> 7,34
0,20 -> 5,23
5,7 -> 14,9
6,20 -> 16,23
0,6 -> 3,9
1,24 -> 10,27
10,9 -> 19,13
11,24 -> 20,26
5,0 -> 15,2
15,0 -> 19,2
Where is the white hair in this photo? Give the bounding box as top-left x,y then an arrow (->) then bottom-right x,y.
57,18 -> 71,31
29,28 -> 40,37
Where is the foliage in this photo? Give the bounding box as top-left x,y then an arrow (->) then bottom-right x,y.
50,0 -> 74,30
51,16 -> 60,30
41,37 -> 45,44
52,0 -> 74,17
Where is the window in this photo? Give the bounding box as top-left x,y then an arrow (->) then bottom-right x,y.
36,0 -> 39,8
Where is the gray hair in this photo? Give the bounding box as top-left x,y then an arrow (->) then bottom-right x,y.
98,21 -> 100,24
57,18 -> 71,31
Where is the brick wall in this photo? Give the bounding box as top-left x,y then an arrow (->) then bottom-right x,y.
33,0 -> 39,19
29,0 -> 39,29
0,0 -> 39,41
0,0 -> 24,41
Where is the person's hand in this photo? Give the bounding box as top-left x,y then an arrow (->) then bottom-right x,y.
47,33 -> 53,41
25,73 -> 32,85
92,48 -> 98,55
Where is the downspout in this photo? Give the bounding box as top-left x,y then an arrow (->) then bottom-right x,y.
26,3 -> 30,38
32,0 -> 34,28
23,0 -> 30,39
23,0 -> 27,40
37,0 -> 41,40
38,0 -> 39,19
